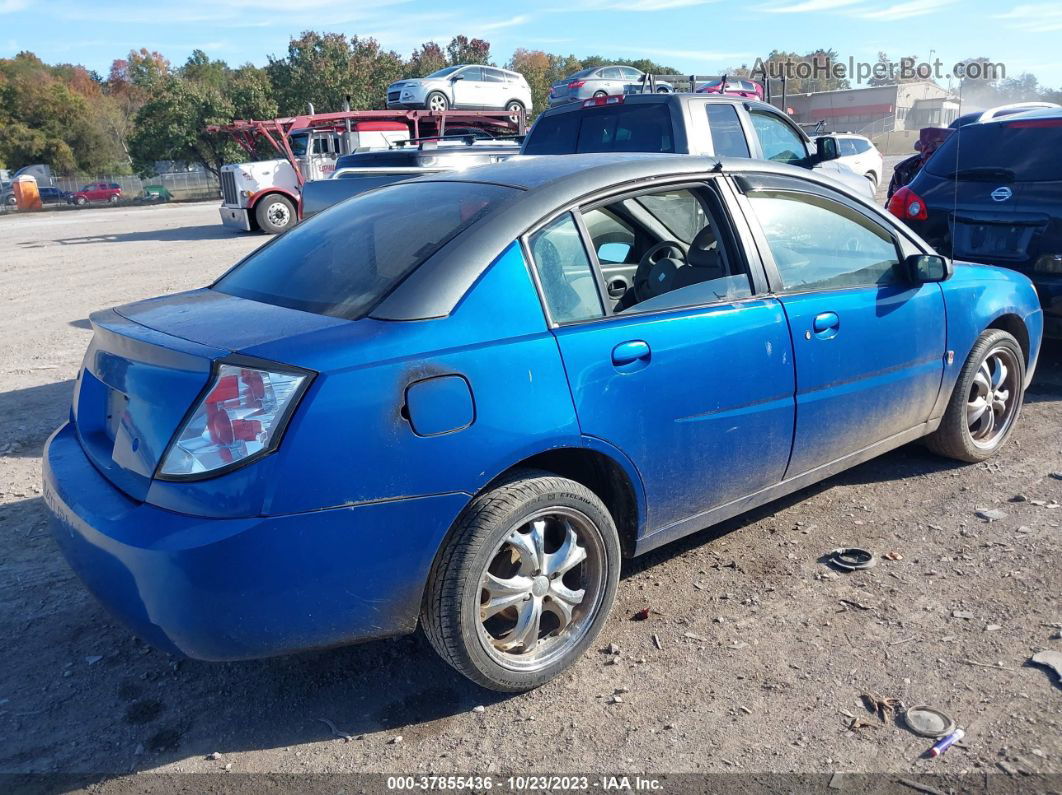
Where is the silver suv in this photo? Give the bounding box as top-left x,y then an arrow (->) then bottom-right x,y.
387,65 -> 533,117
548,66 -> 672,107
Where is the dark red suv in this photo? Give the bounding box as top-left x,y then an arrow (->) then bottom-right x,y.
70,182 -> 121,205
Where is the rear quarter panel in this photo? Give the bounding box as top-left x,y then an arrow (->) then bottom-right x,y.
931,263 -> 1044,419
244,242 -> 588,516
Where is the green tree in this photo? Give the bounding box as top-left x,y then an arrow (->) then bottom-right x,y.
408,42 -> 447,77
446,35 -> 491,66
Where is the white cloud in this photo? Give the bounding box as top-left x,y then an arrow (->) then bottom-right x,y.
994,3 -> 1062,31
0,0 -> 29,12
568,0 -> 713,10
851,0 -> 955,20
757,0 -> 861,12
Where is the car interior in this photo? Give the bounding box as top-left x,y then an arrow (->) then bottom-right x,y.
529,183 -> 753,323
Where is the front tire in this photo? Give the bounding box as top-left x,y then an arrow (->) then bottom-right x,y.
426,91 -> 450,112
254,194 -> 295,235
423,471 -> 620,692
926,329 -> 1025,462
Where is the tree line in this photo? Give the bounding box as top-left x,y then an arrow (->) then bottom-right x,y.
1,32 -> 1058,179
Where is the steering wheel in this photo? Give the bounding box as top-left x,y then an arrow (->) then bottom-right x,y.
633,241 -> 686,302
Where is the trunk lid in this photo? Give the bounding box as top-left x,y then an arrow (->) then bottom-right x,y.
74,290 -> 349,501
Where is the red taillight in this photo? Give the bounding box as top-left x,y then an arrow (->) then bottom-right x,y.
568,80 -> 585,89
887,186 -> 928,221
582,95 -> 625,108
158,363 -> 310,478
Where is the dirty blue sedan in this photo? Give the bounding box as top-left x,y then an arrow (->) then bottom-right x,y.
44,154 -> 1043,691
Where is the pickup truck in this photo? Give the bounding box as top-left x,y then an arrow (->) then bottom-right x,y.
300,139 -> 520,220
522,93 -> 874,199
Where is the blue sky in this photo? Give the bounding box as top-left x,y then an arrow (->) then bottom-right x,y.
2,0 -> 1059,89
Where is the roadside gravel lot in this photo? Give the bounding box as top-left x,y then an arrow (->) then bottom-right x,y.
1,201 -> 1059,789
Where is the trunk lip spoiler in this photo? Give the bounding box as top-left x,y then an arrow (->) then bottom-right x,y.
152,352 -> 317,484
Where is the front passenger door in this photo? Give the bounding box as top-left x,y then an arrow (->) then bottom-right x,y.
739,181 -> 946,476
451,67 -> 483,108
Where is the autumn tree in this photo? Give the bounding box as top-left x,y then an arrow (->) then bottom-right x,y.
408,42 -> 447,76
446,35 -> 491,66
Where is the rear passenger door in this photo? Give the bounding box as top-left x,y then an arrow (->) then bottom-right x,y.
735,174 -> 946,476
482,67 -> 508,108
525,180 -> 795,534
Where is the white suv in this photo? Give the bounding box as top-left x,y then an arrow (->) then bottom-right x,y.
386,65 -> 533,117
833,133 -> 884,190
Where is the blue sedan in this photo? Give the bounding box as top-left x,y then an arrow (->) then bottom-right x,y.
44,154 -> 1043,691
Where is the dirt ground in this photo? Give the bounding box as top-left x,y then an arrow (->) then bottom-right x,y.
0,201 -> 1059,790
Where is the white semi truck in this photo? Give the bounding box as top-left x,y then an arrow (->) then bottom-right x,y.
210,108 -> 524,234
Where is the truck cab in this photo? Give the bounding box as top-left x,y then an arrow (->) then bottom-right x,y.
219,121 -> 410,234
522,93 -> 874,200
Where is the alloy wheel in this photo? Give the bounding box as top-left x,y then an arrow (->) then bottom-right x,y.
429,94 -> 448,112
967,345 -> 1020,448
476,507 -> 606,672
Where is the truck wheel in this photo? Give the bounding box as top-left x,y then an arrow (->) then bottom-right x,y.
422,470 -> 620,692
426,91 -> 450,112
255,195 -> 295,234
925,329 -> 1026,462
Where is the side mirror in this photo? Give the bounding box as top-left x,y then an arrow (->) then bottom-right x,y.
815,136 -> 839,162
450,74 -> 464,82
905,253 -> 952,283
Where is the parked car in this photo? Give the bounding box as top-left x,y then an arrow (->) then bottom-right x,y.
547,66 -> 672,107
832,133 -> 884,188
522,92 -> 875,200
888,107 -> 1062,339
2,184 -> 70,207
949,101 -> 1061,129
70,182 -> 121,205
301,140 -> 520,220
45,153 -> 1042,692
695,78 -> 764,100
386,65 -> 533,118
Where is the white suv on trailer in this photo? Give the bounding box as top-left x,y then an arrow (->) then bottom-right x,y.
386,65 -> 533,117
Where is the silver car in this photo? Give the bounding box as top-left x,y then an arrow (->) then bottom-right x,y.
548,66 -> 672,107
386,65 -> 533,117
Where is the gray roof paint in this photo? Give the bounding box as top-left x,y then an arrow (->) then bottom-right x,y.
370,152 -> 888,321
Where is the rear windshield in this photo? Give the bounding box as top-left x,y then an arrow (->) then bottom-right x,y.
524,104 -> 675,155
925,119 -> 1062,182
214,181 -> 515,319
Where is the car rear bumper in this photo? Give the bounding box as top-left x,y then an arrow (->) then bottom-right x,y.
44,422 -> 468,661
219,206 -> 251,232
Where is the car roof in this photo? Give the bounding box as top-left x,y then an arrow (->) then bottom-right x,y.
373,152 -> 877,321
978,106 -> 1062,125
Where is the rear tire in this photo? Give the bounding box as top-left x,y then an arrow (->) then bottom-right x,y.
592,90 -> 607,98
505,100 -> 525,124
422,470 -> 621,692
925,329 -> 1025,462
75,196 -> 87,206
254,194 -> 295,235
426,91 -> 450,112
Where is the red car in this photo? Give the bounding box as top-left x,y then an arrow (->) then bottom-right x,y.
696,78 -> 764,99
70,182 -> 122,205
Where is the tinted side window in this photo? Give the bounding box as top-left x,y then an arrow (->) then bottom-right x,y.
750,112 -> 807,164
528,214 -> 605,324
838,138 -> 858,156
747,190 -> 901,291
601,67 -> 623,79
484,68 -> 505,82
461,67 -> 483,81
854,139 -> 872,153
706,103 -> 751,157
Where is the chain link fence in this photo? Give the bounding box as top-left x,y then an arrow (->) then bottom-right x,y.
54,171 -> 221,202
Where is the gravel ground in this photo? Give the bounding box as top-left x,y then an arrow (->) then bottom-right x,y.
0,201 -> 1060,789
